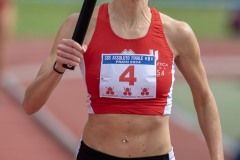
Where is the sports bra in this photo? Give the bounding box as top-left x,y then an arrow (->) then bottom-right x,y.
80,3 -> 175,115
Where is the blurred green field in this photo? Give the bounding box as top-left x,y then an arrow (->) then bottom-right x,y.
16,2 -> 230,38
173,79 -> 240,140
16,2 -> 80,37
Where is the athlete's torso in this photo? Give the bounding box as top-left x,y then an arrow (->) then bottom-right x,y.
81,3 -> 175,115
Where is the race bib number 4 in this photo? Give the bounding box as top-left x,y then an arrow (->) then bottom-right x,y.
100,53 -> 157,99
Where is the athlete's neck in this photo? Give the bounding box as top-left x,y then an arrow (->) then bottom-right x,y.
109,0 -> 151,30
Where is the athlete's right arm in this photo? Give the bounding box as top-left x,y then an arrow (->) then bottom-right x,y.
22,13 -> 86,115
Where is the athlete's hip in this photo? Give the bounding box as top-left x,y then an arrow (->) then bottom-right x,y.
75,141 -> 175,160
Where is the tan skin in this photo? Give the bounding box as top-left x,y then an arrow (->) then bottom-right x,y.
22,0 -> 224,159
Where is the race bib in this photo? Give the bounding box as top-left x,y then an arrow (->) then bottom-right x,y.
100,51 -> 157,99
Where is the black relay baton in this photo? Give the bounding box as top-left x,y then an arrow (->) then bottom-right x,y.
63,0 -> 97,70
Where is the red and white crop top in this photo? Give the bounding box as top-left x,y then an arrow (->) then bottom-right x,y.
80,3 -> 175,115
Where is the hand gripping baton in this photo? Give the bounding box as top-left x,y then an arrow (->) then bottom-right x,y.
63,0 -> 97,70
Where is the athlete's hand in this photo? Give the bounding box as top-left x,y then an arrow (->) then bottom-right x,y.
55,39 -> 87,69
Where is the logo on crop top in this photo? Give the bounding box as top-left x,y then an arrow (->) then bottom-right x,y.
121,49 -> 135,55
141,88 -> 150,96
106,87 -> 115,96
156,62 -> 168,77
123,87 -> 132,96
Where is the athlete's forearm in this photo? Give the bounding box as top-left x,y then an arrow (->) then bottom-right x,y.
194,93 -> 224,160
22,68 -> 63,114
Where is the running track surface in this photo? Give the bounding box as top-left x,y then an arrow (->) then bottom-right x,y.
1,38 -> 239,160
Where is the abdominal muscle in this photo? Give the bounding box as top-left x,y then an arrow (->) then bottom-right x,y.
82,114 -> 172,158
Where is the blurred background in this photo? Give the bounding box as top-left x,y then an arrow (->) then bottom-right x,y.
0,0 -> 239,160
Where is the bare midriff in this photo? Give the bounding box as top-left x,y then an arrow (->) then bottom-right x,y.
82,114 -> 172,158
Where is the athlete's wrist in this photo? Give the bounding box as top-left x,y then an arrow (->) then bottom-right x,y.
53,61 -> 65,74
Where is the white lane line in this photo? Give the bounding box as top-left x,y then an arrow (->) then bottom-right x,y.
2,72 -> 78,154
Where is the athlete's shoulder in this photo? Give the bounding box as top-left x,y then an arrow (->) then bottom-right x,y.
158,12 -> 199,56
63,6 -> 100,29
160,12 -> 195,42
56,6 -> 100,39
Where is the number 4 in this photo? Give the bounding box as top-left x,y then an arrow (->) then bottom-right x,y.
119,66 -> 137,86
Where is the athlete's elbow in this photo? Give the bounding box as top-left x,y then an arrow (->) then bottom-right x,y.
22,101 -> 36,115
22,97 -> 43,115
24,108 -> 35,115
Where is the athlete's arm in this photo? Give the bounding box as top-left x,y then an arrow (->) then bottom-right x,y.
166,19 -> 224,159
22,13 -> 86,114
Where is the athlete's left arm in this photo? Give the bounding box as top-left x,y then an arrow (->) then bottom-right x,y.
173,22 -> 224,160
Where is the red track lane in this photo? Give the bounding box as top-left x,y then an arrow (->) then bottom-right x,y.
0,89 -> 73,160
